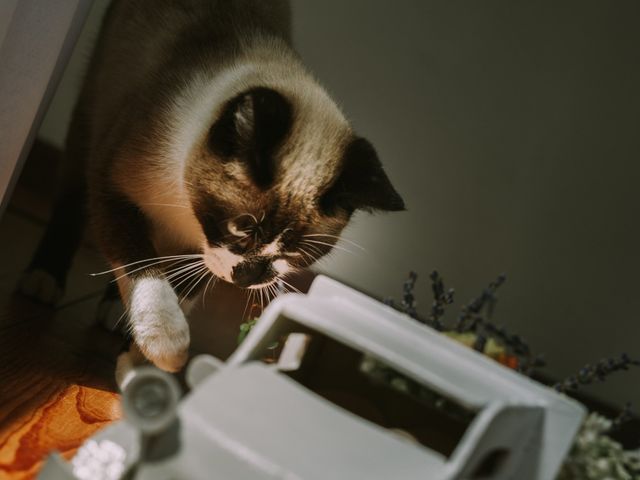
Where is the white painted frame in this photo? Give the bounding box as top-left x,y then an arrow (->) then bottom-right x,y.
0,0 -> 93,215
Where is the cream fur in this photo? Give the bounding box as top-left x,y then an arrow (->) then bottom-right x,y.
128,277 -> 190,372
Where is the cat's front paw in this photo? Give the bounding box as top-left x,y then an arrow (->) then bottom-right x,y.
129,278 -> 190,372
18,269 -> 63,305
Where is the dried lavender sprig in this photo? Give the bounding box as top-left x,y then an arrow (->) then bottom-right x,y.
472,320 -> 538,373
612,402 -> 634,431
473,333 -> 487,352
451,274 -> 542,374
386,271 -> 453,329
485,273 -> 506,318
388,270 -> 545,377
385,272 -> 424,322
401,271 -> 419,319
554,354 -> 640,393
519,353 -> 546,376
455,273 -> 506,333
427,270 -> 454,330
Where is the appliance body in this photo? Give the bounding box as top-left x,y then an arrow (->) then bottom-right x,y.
40,275 -> 585,480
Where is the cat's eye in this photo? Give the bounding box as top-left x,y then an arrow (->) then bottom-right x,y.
281,227 -> 294,241
228,216 -> 256,237
275,227 -> 294,245
237,236 -> 253,250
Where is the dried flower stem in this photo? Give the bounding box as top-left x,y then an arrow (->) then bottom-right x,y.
554,354 -> 640,393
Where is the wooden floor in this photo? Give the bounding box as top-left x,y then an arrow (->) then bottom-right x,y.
0,149 -> 125,479
0,142 -> 313,479
0,219 -> 122,478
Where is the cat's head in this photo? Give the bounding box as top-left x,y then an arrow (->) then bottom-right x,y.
184,85 -> 404,288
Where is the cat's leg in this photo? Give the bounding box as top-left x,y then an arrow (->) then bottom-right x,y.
120,273 -> 190,372
112,271 -> 206,388
97,259 -> 206,334
93,194 -> 191,373
19,110 -> 88,304
19,185 -> 86,304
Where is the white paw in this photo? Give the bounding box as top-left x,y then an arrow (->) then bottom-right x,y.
129,278 -> 190,372
96,296 -> 127,333
18,269 -> 63,305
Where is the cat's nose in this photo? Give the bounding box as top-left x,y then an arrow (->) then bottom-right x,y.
232,259 -> 272,287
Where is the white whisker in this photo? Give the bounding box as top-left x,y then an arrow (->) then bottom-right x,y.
175,267 -> 209,302
112,300 -> 131,331
297,247 -> 318,263
181,269 -> 210,304
91,254 -> 202,276
250,289 -> 259,317
201,274 -> 216,309
301,239 -> 355,255
140,203 -> 190,209
164,259 -> 205,278
172,265 -> 209,292
259,287 -> 265,313
303,234 -> 366,251
299,241 -> 324,256
278,278 -> 301,294
267,283 -> 278,301
110,258 -> 190,283
165,262 -> 204,281
242,288 -> 253,320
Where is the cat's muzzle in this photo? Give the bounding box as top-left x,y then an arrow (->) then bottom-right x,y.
231,258 -> 274,288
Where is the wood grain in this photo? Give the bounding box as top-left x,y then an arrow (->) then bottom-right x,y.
0,291 -> 124,480
0,169 -> 125,480
0,385 -> 120,480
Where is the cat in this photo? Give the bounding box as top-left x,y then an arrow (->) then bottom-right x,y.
19,0 -> 404,374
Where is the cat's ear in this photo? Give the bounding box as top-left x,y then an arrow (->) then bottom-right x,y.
208,87 -> 293,187
320,137 -> 405,214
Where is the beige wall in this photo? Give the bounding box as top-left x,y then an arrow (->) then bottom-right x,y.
39,0 -> 109,149
38,0 -> 640,408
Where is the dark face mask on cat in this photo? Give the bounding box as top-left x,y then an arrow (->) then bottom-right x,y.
185,87 -> 405,288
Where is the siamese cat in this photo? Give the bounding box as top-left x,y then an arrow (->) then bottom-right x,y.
20,0 -> 404,374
